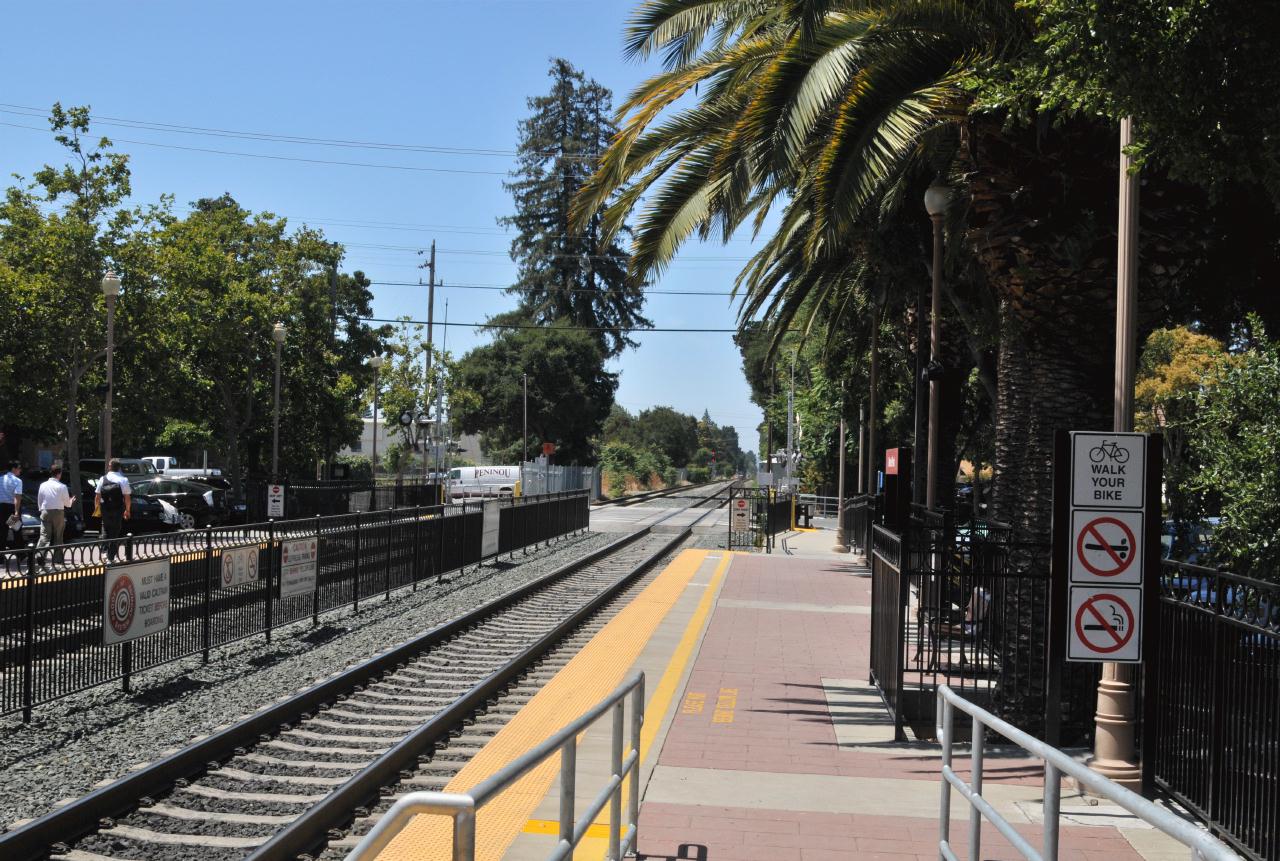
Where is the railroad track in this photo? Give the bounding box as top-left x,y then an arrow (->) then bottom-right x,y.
591,480 -> 718,507
3,488 -> 727,861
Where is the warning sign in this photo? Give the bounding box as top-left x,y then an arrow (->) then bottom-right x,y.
1071,433 -> 1145,509
103,559 -> 171,645
221,544 -> 259,589
481,499 -> 500,557
731,497 -> 750,529
1068,587 -> 1141,662
267,484 -> 285,519
1070,510 -> 1143,584
280,537 -> 318,599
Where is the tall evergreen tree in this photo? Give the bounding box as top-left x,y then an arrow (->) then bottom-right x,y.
500,58 -> 650,358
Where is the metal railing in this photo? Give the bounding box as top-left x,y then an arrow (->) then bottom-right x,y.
936,684 -> 1239,860
1152,561 -> 1279,861
245,477 -> 443,522
798,493 -> 840,519
0,491 -> 588,720
345,670 -> 645,861
843,495 -> 874,557
869,525 -> 906,739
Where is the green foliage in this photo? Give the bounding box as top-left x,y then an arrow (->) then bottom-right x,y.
502,58 -> 650,358
1187,319 -> 1280,580
335,454 -> 372,481
451,319 -> 617,464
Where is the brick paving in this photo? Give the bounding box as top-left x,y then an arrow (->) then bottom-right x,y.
635,552 -> 1147,861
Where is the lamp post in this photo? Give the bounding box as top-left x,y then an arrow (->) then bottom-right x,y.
101,270 -> 121,465
369,355 -> 385,477
271,322 -> 286,482
923,181 -> 950,510
831,402 -> 849,553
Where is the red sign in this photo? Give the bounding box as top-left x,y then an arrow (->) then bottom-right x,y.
542,442 -> 557,456
1074,592 -> 1136,654
884,448 -> 899,475
1075,516 -> 1137,578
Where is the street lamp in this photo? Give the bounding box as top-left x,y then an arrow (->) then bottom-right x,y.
923,181 -> 950,510
369,355 -> 385,477
271,322 -> 286,482
100,270 -> 121,466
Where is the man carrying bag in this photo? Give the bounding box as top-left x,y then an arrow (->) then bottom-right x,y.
37,464 -> 76,566
95,459 -> 131,562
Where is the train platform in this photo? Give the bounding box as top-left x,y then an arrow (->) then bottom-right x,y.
369,532 -> 1193,861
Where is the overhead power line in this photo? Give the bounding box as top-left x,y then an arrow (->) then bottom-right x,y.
361,316 -> 738,333
368,279 -> 737,296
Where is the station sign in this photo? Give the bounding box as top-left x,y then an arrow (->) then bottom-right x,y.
280,537 -> 318,599
884,448 -> 899,475
481,499 -> 500,557
221,544 -> 259,589
267,484 -> 286,519
104,559 -> 171,645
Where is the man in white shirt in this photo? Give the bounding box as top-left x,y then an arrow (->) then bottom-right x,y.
0,461 -> 23,552
37,464 -> 76,565
95,459 -> 132,561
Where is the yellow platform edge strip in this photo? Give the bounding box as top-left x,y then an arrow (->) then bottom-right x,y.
374,548 -> 715,861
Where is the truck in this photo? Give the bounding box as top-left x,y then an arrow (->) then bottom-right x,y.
142,455 -> 223,479
447,466 -> 520,499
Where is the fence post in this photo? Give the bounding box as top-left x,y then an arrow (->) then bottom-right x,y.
265,520 -> 275,644
121,534 -> 134,693
353,512 -> 362,613
412,506 -> 422,591
22,549 -> 36,722
202,526 -> 213,663
313,515 -> 322,626
384,509 -> 393,601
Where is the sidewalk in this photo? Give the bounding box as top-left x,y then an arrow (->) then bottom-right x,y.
632,531 -> 1190,861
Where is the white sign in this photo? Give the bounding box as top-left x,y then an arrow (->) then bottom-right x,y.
1070,510 -> 1143,585
280,537 -> 318,599
481,500 -> 500,557
221,544 -> 259,589
1071,433 -> 1145,509
267,484 -> 286,519
1068,586 -> 1142,662
104,559 -> 171,645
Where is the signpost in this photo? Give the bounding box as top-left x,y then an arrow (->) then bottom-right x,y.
221,545 -> 259,589
731,496 -> 750,530
1047,430 -> 1161,744
267,483 -> 285,519
104,559 -> 171,645
481,499 -> 500,558
280,537 -> 318,599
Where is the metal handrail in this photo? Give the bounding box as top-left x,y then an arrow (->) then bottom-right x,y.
935,684 -> 1239,861
345,670 -> 645,861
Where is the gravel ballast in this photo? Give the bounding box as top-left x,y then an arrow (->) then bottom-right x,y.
0,530 -> 614,831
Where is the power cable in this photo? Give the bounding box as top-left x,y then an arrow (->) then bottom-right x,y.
361,316 -> 738,333
368,279 -> 736,296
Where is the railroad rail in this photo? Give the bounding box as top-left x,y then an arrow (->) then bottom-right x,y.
1,484 -> 728,861
591,480 -> 719,507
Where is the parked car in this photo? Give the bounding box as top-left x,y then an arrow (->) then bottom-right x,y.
141,455 -> 223,479
79,457 -> 158,478
131,477 -> 229,529
1161,519 -> 1217,565
185,475 -> 247,524
79,473 -> 182,534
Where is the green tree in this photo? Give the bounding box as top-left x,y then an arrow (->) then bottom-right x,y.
634,406 -> 698,467
501,58 -> 650,358
451,320 -> 617,464
1187,320 -> 1280,580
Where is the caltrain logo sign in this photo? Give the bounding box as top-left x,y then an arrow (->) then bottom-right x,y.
108,575 -> 136,635
103,559 -> 171,645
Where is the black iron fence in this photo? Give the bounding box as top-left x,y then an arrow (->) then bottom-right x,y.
0,491 -> 588,721
843,495 -> 875,557
1151,561 -> 1279,861
244,478 -> 444,522
868,508 -> 1095,741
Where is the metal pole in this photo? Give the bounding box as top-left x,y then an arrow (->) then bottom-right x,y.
522,373 -> 528,494
104,293 -> 115,465
926,213 -> 943,511
423,240 -> 436,484
1091,115 -> 1143,790
272,336 -> 281,482
856,402 -> 866,495
786,353 -> 796,493
867,311 -> 880,496
832,409 -> 848,552
913,280 -> 928,506
371,366 -> 380,479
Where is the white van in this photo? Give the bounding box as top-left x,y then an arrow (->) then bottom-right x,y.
448,466 -> 520,499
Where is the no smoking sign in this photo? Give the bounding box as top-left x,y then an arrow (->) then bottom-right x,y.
1068,587 -> 1141,662
1070,509 -> 1143,584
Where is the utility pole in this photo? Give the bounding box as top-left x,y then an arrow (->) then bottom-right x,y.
856,402 -> 866,495
522,373 -> 529,493
1090,116 -> 1143,791
422,241 -> 436,483
437,299 -> 449,483
766,370 -> 774,478
867,308 -> 880,495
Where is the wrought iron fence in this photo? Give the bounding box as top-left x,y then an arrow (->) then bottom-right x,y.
869,524 -> 906,739
1152,560 -> 1279,861
243,478 -> 445,522
843,495 -> 875,557
0,491 -> 588,721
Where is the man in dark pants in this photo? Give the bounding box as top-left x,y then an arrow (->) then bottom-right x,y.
0,461 -> 23,552
95,459 -> 132,562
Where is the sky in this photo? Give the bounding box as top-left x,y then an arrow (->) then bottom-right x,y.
1,0 -> 766,454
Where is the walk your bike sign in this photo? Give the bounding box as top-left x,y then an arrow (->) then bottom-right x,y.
1072,433 -> 1145,509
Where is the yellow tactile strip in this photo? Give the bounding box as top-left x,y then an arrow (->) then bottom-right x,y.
375,548 -> 710,861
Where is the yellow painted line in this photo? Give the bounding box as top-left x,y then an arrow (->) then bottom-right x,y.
792,526 -> 819,533
374,549 -> 711,861
522,819 -> 611,838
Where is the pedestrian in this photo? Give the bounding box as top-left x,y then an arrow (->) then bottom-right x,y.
37,463 -> 76,566
0,461 -> 23,552
95,458 -> 132,562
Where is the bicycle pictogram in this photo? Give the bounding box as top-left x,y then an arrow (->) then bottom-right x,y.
1088,439 -> 1130,464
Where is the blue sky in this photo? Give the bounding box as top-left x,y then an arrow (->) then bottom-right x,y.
1,0 -> 765,453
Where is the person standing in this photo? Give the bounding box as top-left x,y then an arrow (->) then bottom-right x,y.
0,462 -> 23,552
95,458 -> 131,562
37,464 -> 76,565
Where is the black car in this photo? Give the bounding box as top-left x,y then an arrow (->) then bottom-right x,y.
186,475 -> 248,524
17,473 -> 85,542
80,473 -> 181,534
132,478 -> 229,529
